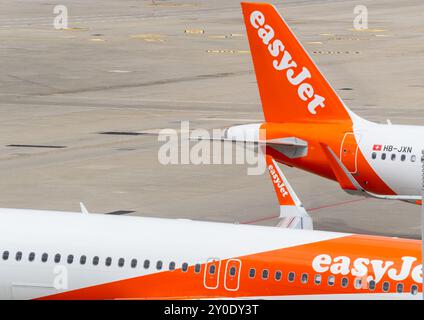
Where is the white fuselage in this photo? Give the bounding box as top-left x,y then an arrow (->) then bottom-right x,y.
354,118 -> 424,196
0,208 -> 421,300
0,208 -> 341,299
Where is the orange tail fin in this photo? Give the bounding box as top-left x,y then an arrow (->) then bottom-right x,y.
241,2 -> 352,123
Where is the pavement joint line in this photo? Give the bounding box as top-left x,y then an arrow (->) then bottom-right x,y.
240,198 -> 369,225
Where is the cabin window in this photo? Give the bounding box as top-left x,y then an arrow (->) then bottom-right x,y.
262,269 -> 269,280
54,254 -> 61,263
411,285 -> 418,295
143,260 -> 150,269
401,154 -> 406,161
371,152 -> 376,159
80,255 -> 87,265
131,259 -> 137,268
118,258 -> 125,267
93,256 -> 99,266
105,257 -> 112,267
2,251 -> 9,260
208,264 -> 215,275
181,262 -> 189,272
341,277 -> 349,288
28,252 -> 35,262
314,274 -> 322,285
41,253 -> 48,263
67,255 -> 74,264
15,251 -> 22,261
169,261 -> 176,271
381,153 -> 386,160
288,272 -> 295,282
301,273 -> 308,284
229,267 -> 236,277
382,281 -> 390,292
275,271 -> 282,281
396,283 -> 404,293
194,264 -> 201,274
328,275 -> 335,286
156,260 -> 163,270
391,154 -> 396,161
354,278 -> 362,289
411,155 -> 416,162
249,268 -> 256,278
369,280 -> 376,291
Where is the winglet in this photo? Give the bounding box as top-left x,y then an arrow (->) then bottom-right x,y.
80,202 -> 89,214
266,155 -> 313,229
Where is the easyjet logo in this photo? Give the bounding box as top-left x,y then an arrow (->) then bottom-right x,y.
268,164 -> 289,197
312,254 -> 422,284
249,11 -> 325,115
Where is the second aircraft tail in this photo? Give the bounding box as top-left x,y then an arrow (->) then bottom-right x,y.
241,2 -> 353,124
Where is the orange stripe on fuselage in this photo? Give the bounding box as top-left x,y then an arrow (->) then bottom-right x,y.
262,122 -> 396,195
38,235 -> 420,300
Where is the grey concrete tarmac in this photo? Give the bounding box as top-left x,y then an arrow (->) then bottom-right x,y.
0,0 -> 423,238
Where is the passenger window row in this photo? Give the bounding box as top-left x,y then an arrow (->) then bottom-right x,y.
1,250 -> 201,273
248,268 -> 307,283
371,152 -> 415,162
2,250 -> 419,295
248,268 -> 418,295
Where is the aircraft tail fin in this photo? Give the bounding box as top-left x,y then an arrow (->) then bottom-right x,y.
266,155 -> 313,230
241,2 -> 353,123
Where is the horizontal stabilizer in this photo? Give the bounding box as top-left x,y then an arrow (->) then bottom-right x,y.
190,124 -> 308,159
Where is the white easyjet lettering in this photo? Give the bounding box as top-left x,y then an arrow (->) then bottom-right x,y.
351,258 -> 369,277
312,254 -> 331,273
312,254 -> 421,285
258,25 -> 274,45
267,39 -> 284,57
250,10 -> 265,29
268,165 -> 289,197
412,264 -> 422,283
329,256 -> 350,275
287,67 -> 311,86
273,50 -> 297,71
387,256 -> 417,281
368,259 -> 394,283
250,10 -> 326,115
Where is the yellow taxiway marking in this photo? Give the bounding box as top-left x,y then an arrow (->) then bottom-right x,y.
349,28 -> 386,32
313,51 -> 361,55
147,3 -> 195,7
130,34 -> 165,42
208,35 -> 228,39
197,118 -> 262,122
63,27 -> 88,31
108,70 -> 132,73
206,49 -> 249,54
184,29 -> 205,34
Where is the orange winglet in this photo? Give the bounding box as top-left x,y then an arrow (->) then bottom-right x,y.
266,155 -> 296,206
